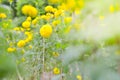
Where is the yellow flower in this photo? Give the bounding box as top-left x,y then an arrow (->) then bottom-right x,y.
24,36 -> 33,43
7,47 -> 16,53
52,8 -> 57,13
52,20 -> 60,27
53,67 -> 60,74
17,40 -> 26,48
25,31 -> 32,36
40,24 -> 52,38
40,15 -> 50,21
58,3 -> 67,10
26,16 -> 31,21
64,17 -> 72,24
54,9 -> 63,17
45,5 -> 54,12
109,5 -> 114,13
76,75 -> 82,80
24,31 -> 33,42
66,0 -> 75,10
0,13 -> 7,19
21,57 -> 26,62
21,5 -> 38,18
20,27 -> 24,32
13,27 -> 20,31
22,21 -> 31,29
46,13 -> 54,18
32,19 -> 38,25
52,52 -> 59,57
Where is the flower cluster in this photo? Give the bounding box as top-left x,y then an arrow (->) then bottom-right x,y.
21,5 -> 38,18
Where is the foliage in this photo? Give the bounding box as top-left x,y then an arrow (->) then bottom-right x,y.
0,0 -> 120,80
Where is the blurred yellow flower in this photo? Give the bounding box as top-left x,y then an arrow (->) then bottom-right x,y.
13,27 -> 20,31
46,13 -> 54,18
54,9 -> 63,17
64,17 -> 72,24
32,19 -> 38,25
25,31 -> 32,36
24,31 -> 33,42
22,21 -> 31,29
26,16 -> 31,21
17,40 -> 26,48
52,20 -> 60,27
58,3 -> 67,10
109,5 -> 114,13
21,5 -> 38,17
40,15 -> 51,21
40,24 -> 52,38
24,36 -> 33,43
0,13 -> 7,19
53,67 -> 60,74
45,5 -> 54,12
76,75 -> 82,80
7,47 -> 16,53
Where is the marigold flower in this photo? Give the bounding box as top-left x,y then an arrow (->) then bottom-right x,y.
17,40 -> 26,48
22,21 -> 31,29
53,67 -> 60,74
64,17 -> 72,24
26,16 -> 32,21
109,5 -> 114,13
32,19 -> 38,25
76,75 -> 82,80
40,24 -> 52,38
45,5 -> 54,12
52,20 -> 60,27
54,9 -> 63,17
24,36 -> 33,43
21,5 -> 38,17
7,47 -> 16,53
13,27 -> 20,31
0,13 -> 7,19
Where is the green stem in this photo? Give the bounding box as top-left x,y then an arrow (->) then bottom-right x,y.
16,66 -> 23,80
42,38 -> 45,72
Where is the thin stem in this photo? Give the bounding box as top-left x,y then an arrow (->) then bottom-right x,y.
16,66 -> 23,80
42,38 -> 45,72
